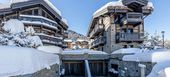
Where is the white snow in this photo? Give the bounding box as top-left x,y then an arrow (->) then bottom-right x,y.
62,18 -> 68,25
0,0 -> 62,16
143,2 -> 154,9
63,49 -> 108,55
27,36 -> 43,47
147,61 -> 170,77
44,0 -> 61,16
3,19 -> 25,34
26,26 -> 35,35
122,49 -> 170,62
109,68 -> 118,74
93,0 -> 126,16
0,46 -> 60,77
111,48 -> 143,54
37,46 -> 63,54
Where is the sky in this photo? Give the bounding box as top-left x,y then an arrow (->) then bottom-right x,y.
1,0 -> 169,40
51,0 -> 170,40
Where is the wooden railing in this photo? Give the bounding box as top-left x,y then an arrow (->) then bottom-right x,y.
19,15 -> 59,30
117,33 -> 144,42
91,36 -> 106,48
90,24 -> 104,38
121,13 -> 143,25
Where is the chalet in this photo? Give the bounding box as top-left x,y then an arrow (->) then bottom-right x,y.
87,0 -> 153,54
0,0 -> 68,47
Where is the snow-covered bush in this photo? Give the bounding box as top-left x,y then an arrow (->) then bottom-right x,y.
0,19 -> 43,48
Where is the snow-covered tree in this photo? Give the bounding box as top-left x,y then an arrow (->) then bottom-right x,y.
165,40 -> 170,49
0,19 -> 43,48
142,31 -> 162,49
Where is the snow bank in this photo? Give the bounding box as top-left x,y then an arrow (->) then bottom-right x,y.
93,0 -> 125,16
111,48 -> 143,54
63,49 -> 108,55
147,61 -> 170,77
3,19 -> 25,34
122,49 -> 170,62
37,46 -> 63,54
0,46 -> 60,77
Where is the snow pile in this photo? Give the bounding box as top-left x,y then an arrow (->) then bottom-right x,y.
147,61 -> 170,77
122,49 -> 170,62
0,46 -> 60,77
0,19 -> 43,48
37,46 -> 63,54
93,0 -> 125,16
63,49 -> 108,55
112,48 -> 143,54
3,19 -> 25,34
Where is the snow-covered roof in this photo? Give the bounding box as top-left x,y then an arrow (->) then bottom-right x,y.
147,61 -> 170,77
37,46 -> 63,54
62,18 -> 68,25
93,0 -> 127,17
0,46 -> 60,77
0,0 -> 62,16
122,49 -> 170,62
111,48 -> 143,54
143,2 -> 154,9
63,49 -> 108,55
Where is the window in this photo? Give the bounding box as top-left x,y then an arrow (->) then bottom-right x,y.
123,45 -> 127,48
42,10 -> 46,17
34,9 -> 39,15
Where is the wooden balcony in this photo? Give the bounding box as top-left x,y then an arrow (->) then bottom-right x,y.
121,13 -> 143,25
116,33 -> 144,42
91,36 -> 106,48
19,15 -> 59,30
122,0 -> 148,8
90,24 -> 104,39
37,33 -> 63,46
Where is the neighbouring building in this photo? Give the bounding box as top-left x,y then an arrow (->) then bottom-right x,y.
87,0 -> 153,54
0,0 -> 68,48
64,30 -> 89,49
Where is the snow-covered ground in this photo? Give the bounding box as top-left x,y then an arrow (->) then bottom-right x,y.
116,48 -> 170,77
0,46 -> 60,77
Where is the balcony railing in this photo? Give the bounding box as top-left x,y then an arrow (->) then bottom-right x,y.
117,33 -> 144,42
121,13 -> 143,25
91,36 -> 106,48
90,24 -> 104,39
122,0 -> 148,7
36,33 -> 63,46
19,15 -> 59,30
